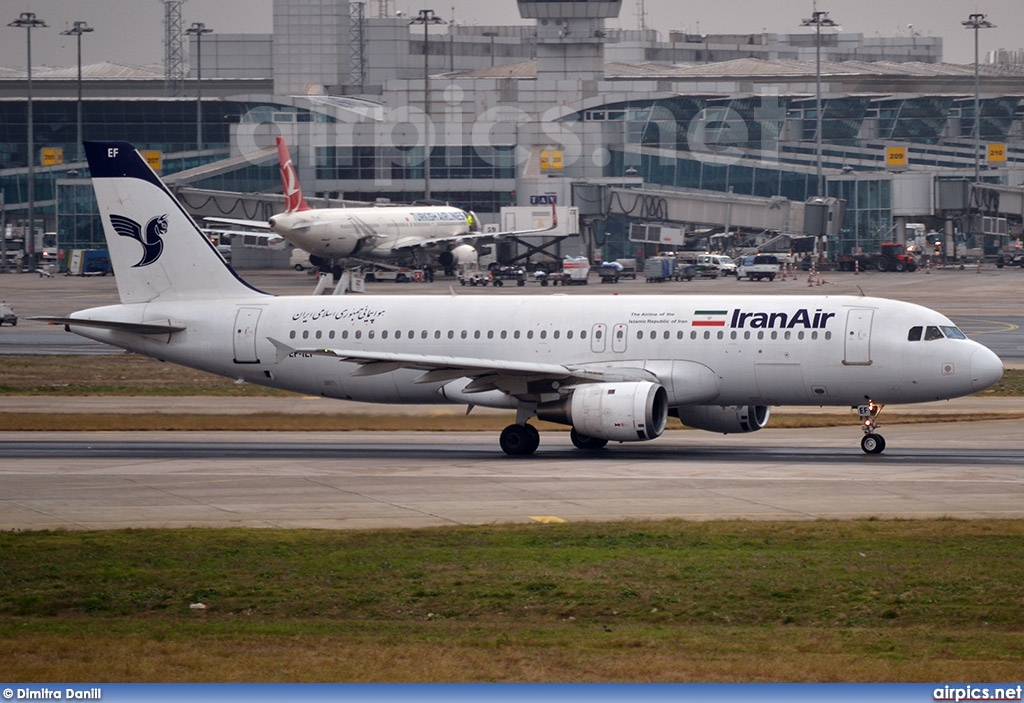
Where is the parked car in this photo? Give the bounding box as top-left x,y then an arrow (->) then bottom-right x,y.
0,301 -> 16,326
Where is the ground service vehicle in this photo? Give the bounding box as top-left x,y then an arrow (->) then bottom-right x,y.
696,254 -> 737,277
736,254 -> 781,281
836,243 -> 917,272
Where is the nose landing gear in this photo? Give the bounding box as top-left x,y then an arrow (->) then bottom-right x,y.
858,402 -> 886,454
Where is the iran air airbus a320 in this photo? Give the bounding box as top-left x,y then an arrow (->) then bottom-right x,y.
38,141 -> 1003,456
209,137 -> 557,276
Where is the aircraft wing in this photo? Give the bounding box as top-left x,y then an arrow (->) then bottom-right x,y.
267,338 -> 654,394
204,216 -> 272,231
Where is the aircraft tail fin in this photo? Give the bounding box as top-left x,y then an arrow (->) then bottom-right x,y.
84,141 -> 268,305
277,136 -> 311,214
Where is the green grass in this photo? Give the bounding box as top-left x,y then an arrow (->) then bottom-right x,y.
2,521 -> 1024,681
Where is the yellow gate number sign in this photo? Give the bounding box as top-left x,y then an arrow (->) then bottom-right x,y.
143,151 -> 163,172
41,147 -> 64,166
540,150 -> 563,171
886,147 -> 907,168
988,144 -> 1006,163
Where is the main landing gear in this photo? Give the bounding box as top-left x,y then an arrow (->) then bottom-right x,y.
499,424 -> 611,455
499,423 -> 540,456
858,402 -> 886,454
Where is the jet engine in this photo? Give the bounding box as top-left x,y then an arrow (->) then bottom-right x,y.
537,381 -> 668,442
438,244 -> 478,270
674,405 -> 770,434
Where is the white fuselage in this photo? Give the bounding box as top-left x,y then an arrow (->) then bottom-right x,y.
268,206 -> 469,261
68,294 -> 1002,410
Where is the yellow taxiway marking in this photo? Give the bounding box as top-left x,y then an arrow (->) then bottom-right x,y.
529,516 -> 567,524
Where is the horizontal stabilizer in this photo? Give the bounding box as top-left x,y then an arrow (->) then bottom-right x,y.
30,316 -> 186,335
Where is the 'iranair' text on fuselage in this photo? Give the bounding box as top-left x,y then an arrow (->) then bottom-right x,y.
732,308 -> 836,329
693,309 -> 837,329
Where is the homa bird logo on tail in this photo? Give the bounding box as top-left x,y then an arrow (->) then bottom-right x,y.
109,213 -> 167,267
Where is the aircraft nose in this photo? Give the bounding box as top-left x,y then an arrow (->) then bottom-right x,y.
970,345 -> 1003,392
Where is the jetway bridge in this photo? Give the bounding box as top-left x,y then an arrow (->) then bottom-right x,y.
601,186 -> 823,248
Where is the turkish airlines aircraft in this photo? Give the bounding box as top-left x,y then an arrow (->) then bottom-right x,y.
39,142 -> 1003,456
209,137 -> 557,275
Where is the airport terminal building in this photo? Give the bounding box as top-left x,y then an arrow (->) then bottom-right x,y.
2,0 -> 1023,268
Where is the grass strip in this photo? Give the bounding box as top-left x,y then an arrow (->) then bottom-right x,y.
1,520 -> 1023,682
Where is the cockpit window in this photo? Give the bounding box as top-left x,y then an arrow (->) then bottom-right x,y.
909,325 -> 967,342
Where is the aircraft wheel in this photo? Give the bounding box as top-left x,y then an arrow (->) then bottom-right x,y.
500,424 -> 539,456
570,428 -> 608,450
861,433 -> 886,455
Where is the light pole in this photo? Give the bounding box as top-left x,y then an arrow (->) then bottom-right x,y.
185,21 -> 213,154
409,9 -> 445,200
61,21 -> 94,163
800,6 -> 838,197
8,12 -> 47,270
962,13 -> 995,183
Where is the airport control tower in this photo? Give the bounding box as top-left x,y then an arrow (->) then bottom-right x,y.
517,0 -> 622,81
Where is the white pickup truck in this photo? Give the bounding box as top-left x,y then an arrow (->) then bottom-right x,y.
736,254 -> 781,281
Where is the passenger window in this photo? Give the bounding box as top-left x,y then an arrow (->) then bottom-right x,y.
908,326 -> 922,341
925,326 -> 944,341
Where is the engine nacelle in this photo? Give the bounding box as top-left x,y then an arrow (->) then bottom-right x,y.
537,382 -> 668,442
438,244 -> 478,270
675,405 -> 770,434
